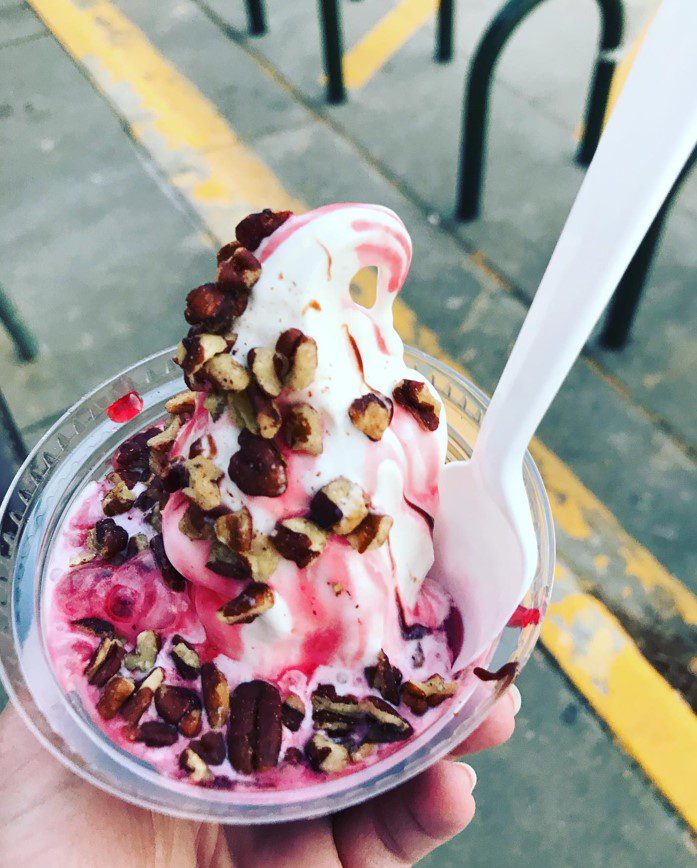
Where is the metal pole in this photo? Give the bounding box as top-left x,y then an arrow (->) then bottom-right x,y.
245,0 -> 266,36
318,0 -> 345,103
0,285 -> 38,362
436,0 -> 455,63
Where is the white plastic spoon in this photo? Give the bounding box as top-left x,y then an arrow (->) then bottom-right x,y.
433,0 -> 697,669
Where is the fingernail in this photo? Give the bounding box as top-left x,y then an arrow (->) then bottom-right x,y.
508,684 -> 522,716
461,763 -> 477,792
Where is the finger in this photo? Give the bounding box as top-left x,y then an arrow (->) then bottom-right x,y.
226,817 -> 340,868
449,685 -> 520,758
333,760 -> 476,867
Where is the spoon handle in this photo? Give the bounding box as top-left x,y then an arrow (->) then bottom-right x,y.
473,0 -> 697,478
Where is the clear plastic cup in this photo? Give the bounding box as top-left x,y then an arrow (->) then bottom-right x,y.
0,346 -> 554,823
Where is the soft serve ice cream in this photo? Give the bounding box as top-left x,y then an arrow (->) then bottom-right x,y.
44,204 -> 466,788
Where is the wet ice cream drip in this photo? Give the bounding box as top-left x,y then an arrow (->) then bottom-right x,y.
45,204 -> 466,789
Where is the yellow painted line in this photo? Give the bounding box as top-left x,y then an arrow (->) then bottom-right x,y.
30,0 -> 697,828
604,16 -> 654,125
342,0 -> 438,91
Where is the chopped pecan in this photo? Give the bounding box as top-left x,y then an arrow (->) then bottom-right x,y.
179,503 -> 215,541
235,209 -> 292,251
179,747 -> 213,784
401,675 -> 457,716
392,379 -> 441,431
346,513 -> 393,553
88,518 -> 128,559
125,533 -> 149,559
170,636 -> 202,680
473,661 -> 519,687
84,637 -> 124,688
205,392 -> 227,421
217,245 -> 261,292
72,617 -> 116,638
249,533 -> 280,581
349,393 -> 393,441
201,663 -> 230,728
149,533 -> 187,591
283,746 -> 304,766
360,696 -> 413,743
227,390 -> 257,433
185,283 -> 240,334
101,475 -> 136,517
137,720 -> 179,748
119,667 -> 164,725
216,240 -> 241,264
97,675 -> 135,720
147,417 -> 181,453
123,630 -> 160,673
248,383 -> 282,439
179,708 -> 202,738
228,429 -> 287,498
350,742 -> 376,764
248,347 -> 283,397
281,693 -> 306,732
174,333 -> 228,376
216,582 -> 275,625
165,390 -> 197,416
227,681 -> 282,774
214,506 -> 253,552
365,650 -> 402,705
189,730 -> 227,766
208,532 -> 279,582
309,477 -> 369,535
283,403 -> 323,455
201,353 -> 249,393
271,518 -> 327,568
305,733 -> 349,773
113,428 -> 159,482
155,684 -> 201,726
183,455 -> 223,511
275,329 -> 317,391
311,685 -> 362,736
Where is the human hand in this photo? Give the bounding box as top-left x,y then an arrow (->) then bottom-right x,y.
0,686 -> 519,867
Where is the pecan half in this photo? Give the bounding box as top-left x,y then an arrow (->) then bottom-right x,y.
401,675 -> 457,716
271,518 -> 327,568
84,637 -> 125,688
179,747 -> 213,784
365,650 -> 402,705
137,721 -> 179,748
305,733 -> 349,773
214,506 -> 253,552
101,475 -> 136,517
392,379 -> 441,431
202,353 -> 249,393
275,329 -> 317,391
346,513 -> 393,553
71,617 -> 116,638
360,696 -> 413,743
88,518 -> 128,560
174,333 -> 228,376
217,246 -> 261,292
170,636 -> 201,680
349,393 -> 393,441
248,347 -> 283,397
123,630 -> 160,673
216,582 -> 275,625
235,209 -> 292,251
165,390 -> 197,416
97,675 -> 135,720
281,693 -> 306,732
150,533 -> 187,591
119,667 -> 164,725
201,663 -> 230,728
309,477 -> 369,535
155,684 -> 201,726
228,429 -> 287,497
147,417 -> 181,453
311,685 -> 362,737
183,455 -> 223,511
283,403 -> 323,455
189,730 -> 227,766
227,681 -> 282,774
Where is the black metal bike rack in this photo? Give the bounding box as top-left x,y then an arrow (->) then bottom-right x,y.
244,0 -> 267,36
599,145 -> 696,349
455,0 -> 624,221
0,284 -> 38,363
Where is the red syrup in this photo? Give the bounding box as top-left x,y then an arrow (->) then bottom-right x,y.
107,390 -> 143,423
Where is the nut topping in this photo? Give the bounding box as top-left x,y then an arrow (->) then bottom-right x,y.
228,430 -> 287,498
309,477 -> 369,535
305,733 -> 349,774
179,503 -> 215,541
392,379 -> 441,431
101,475 -> 136,517
216,240 -> 241,264
97,675 -> 135,720
271,518 -> 327,568
214,506 -> 253,553
201,663 -> 230,728
349,393 -> 393,441
123,630 -> 160,672
235,209 -> 292,251
365,650 -> 403,705
88,518 -> 129,560
137,721 -> 179,748
346,513 -> 393,553
360,696 -> 414,743
170,636 -> 202,680
155,684 -> 201,725
185,283 -> 238,334
150,533 -> 187,591
275,329 -> 318,392
84,637 -> 125,688
71,617 -> 116,638
183,455 -> 223,511
247,383 -> 282,440
401,675 -> 458,716
311,685 -> 362,736
125,533 -> 149,560
165,390 -> 197,416
281,693 -> 306,732
189,730 -> 227,766
179,747 -> 213,784
201,353 -> 250,393
227,680 -> 283,774
179,708 -> 203,738
120,667 -> 164,725
216,582 -> 275,625
283,403 -> 323,455
147,416 -> 181,452
217,245 -> 262,292
248,347 -> 283,397
174,333 -> 227,376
